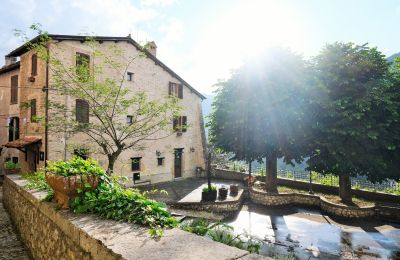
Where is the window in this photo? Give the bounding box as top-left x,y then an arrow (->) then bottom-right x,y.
157,157 -> 164,166
10,75 -> 18,104
127,72 -> 134,81
131,157 -> 142,171
76,52 -> 90,79
126,115 -> 133,124
12,157 -> 18,164
76,99 -> 89,123
31,54 -> 37,76
30,99 -> 37,122
168,82 -> 183,99
173,116 -> 187,132
8,117 -> 19,141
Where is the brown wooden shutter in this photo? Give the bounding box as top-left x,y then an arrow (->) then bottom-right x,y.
76,99 -> 89,123
168,82 -> 173,96
31,54 -> 37,76
31,99 -> 37,122
182,116 -> 187,132
10,75 -> 18,104
178,84 -> 183,99
173,117 -> 178,131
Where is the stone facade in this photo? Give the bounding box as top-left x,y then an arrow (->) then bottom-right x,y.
0,35 -> 206,184
3,175 -> 266,260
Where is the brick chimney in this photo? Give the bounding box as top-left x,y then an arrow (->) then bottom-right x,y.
5,56 -> 17,66
146,41 -> 157,57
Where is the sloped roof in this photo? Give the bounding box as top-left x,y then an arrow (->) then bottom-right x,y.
0,61 -> 20,75
6,34 -> 205,99
3,136 -> 42,148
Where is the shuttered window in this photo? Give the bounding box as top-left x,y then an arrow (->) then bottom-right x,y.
10,75 -> 18,104
31,54 -> 37,76
173,116 -> 187,132
76,99 -> 89,123
31,99 -> 37,122
168,82 -> 183,99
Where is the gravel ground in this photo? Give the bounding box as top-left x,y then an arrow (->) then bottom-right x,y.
0,186 -> 31,260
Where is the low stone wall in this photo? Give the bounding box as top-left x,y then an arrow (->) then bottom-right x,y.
249,187 -> 376,219
169,190 -> 244,213
3,175 -> 266,260
211,168 -> 400,203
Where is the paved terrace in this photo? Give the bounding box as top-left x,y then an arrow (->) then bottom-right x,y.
0,186 -> 30,260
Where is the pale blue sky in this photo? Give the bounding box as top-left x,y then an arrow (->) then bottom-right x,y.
1,0 -> 400,94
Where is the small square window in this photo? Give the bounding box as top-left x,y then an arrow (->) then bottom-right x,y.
126,115 -> 133,124
12,157 -> 18,164
127,72 -> 134,81
157,157 -> 164,166
131,157 -> 141,171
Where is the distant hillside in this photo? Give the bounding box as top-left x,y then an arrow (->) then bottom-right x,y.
387,52 -> 400,62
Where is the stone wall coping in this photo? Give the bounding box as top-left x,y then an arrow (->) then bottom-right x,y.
4,174 -> 268,260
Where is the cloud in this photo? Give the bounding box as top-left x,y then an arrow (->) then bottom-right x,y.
141,0 -> 177,7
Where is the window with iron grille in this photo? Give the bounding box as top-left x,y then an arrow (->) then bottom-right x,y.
131,157 -> 142,171
31,99 -> 37,122
8,117 -> 19,141
31,54 -> 37,76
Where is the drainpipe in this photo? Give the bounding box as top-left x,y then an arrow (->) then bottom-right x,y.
43,47 -> 49,166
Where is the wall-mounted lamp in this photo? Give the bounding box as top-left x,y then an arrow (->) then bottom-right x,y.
156,150 -> 161,157
190,147 -> 195,152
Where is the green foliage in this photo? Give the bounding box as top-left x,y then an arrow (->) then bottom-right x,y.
308,42 -> 400,200
4,160 -> 20,170
46,156 -> 106,177
21,170 -> 54,202
180,219 -> 261,254
70,175 -> 177,237
202,185 -> 217,192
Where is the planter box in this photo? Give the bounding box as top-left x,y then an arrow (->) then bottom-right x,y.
46,174 -> 99,209
201,190 -> 217,201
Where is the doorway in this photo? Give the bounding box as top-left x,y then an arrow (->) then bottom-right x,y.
174,148 -> 184,178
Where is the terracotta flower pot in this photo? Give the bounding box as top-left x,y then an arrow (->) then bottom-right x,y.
46,174 -> 99,209
4,168 -> 21,175
230,184 -> 239,195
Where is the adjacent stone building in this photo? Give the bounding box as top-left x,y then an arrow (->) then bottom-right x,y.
0,34 -> 206,185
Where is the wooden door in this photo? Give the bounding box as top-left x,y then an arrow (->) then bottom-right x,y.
174,148 -> 183,178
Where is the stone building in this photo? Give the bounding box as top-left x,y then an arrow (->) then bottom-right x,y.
0,34 -> 206,184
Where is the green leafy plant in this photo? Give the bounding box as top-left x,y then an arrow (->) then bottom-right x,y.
202,185 -> 217,192
70,175 -> 177,237
4,160 -> 20,170
21,170 -> 54,201
46,156 -> 106,177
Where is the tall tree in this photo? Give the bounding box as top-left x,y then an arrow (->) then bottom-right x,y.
20,26 -> 182,174
308,42 -> 400,203
208,48 -> 310,192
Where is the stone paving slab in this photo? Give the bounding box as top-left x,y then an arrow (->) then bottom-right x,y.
0,186 -> 30,260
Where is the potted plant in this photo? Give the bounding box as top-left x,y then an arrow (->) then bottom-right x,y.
229,184 -> 239,195
4,160 -> 21,175
45,156 -> 105,209
201,185 -> 217,201
218,186 -> 228,199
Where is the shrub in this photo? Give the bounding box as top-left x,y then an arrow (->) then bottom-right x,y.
4,160 -> 20,170
202,185 -> 217,192
46,156 -> 106,177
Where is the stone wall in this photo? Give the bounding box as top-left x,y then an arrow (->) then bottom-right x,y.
211,168 -> 248,181
3,175 -> 266,260
249,187 -> 376,219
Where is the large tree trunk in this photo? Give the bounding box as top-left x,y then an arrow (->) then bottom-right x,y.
265,156 -> 278,193
106,149 -> 122,175
339,175 -> 352,204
